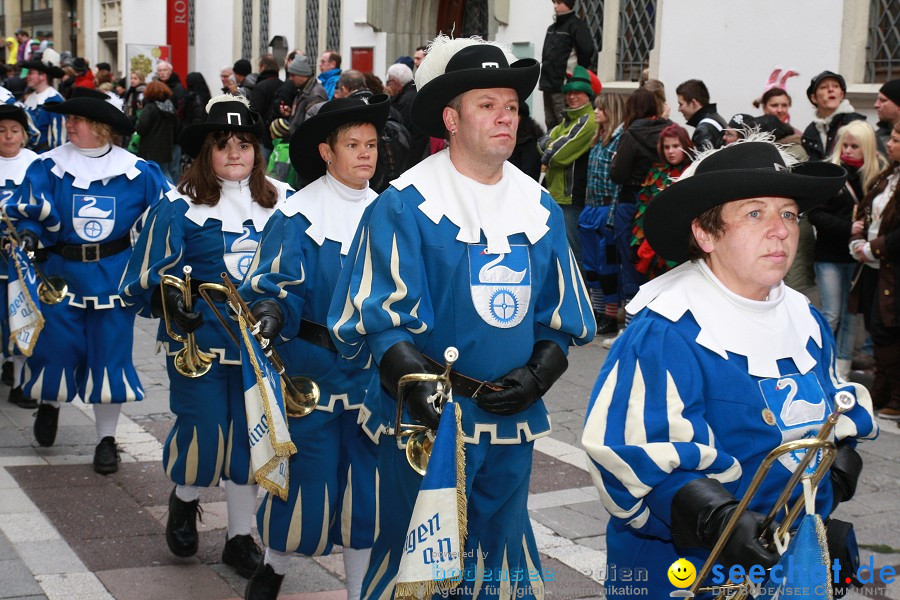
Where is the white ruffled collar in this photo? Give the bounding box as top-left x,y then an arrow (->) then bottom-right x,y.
46,143 -> 143,189
280,172 -> 377,255
626,260 -> 822,377
23,86 -> 61,108
392,149 -> 550,254
0,149 -> 38,185
170,176 -> 291,233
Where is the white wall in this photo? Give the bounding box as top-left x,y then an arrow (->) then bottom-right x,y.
121,0 -> 166,69
342,0 -> 387,78
193,0 -> 237,93
495,0 -> 552,126
655,0 -> 870,132
269,1 -> 299,56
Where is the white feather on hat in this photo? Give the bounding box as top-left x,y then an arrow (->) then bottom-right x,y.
205,93 -> 250,114
414,35 -> 519,91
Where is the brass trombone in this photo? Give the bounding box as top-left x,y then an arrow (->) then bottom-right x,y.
198,273 -> 319,418
160,266 -> 214,378
388,346 -> 459,475
0,210 -> 68,305
690,390 -> 857,599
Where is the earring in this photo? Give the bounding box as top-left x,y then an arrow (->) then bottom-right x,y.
450,129 -> 457,136
326,160 -> 332,166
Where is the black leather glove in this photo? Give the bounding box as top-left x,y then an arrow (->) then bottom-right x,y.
671,478 -> 779,572
379,341 -> 441,430
251,300 -> 284,340
475,340 -> 568,415
151,285 -> 203,334
20,230 -> 38,253
830,444 -> 863,510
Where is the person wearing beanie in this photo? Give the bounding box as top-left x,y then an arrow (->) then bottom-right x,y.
539,64 -> 600,264
232,58 -> 252,85
277,54 -> 327,136
875,78 -> 900,147
801,70 -> 867,161
539,0 -> 596,130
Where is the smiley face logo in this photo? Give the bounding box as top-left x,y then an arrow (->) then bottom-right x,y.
667,558 -> 696,588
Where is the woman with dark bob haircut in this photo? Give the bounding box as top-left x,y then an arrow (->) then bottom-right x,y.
120,94 -> 292,579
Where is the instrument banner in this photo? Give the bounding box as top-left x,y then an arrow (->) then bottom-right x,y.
239,315 -> 297,501
756,513 -> 830,599
6,244 -> 44,356
396,401 -> 467,600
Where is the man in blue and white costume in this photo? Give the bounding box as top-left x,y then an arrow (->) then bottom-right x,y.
0,103 -> 39,408
5,88 -> 168,473
240,93 -> 390,600
120,95 -> 291,579
327,36 -> 595,599
19,58 -> 66,152
582,137 -> 879,598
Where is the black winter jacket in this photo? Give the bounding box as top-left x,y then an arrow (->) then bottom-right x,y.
686,104 -> 727,151
808,166 -> 862,263
611,117 -> 673,194
135,100 -> 178,165
250,70 -> 283,149
801,109 -> 866,161
539,11 -> 596,92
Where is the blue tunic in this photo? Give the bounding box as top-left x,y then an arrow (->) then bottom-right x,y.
328,152 -> 595,599
582,260 -> 878,598
22,87 -> 66,152
5,144 -> 168,403
239,172 -> 379,553
119,177 -> 291,486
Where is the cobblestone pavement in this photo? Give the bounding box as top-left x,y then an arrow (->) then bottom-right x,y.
0,317 -> 898,599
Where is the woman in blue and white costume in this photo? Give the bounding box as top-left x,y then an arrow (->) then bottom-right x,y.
241,93 -> 389,600
328,36 -> 595,600
582,137 -> 879,598
7,89 -> 167,474
0,104 -> 39,409
120,95 -> 291,579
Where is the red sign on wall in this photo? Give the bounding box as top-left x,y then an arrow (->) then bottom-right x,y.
351,48 -> 374,74
167,0 -> 189,78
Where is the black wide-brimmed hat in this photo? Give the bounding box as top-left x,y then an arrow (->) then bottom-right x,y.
410,38 -> 539,138
0,104 -> 30,130
18,59 -> 63,79
44,89 -> 134,136
178,95 -> 264,158
289,94 -> 390,182
644,140 -> 847,263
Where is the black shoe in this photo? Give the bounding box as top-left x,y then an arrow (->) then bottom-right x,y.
595,314 -> 619,335
222,533 -> 263,579
33,403 -> 60,447
1,361 -> 12,386
9,386 -> 37,409
93,436 -> 120,475
245,562 -> 285,600
166,487 -> 201,557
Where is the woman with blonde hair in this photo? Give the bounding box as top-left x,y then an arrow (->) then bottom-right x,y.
808,119 -> 887,378
581,91 -> 628,335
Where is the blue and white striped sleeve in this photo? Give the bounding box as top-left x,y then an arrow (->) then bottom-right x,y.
533,203 -> 596,350
327,192 -> 434,362
240,210 -> 308,338
6,159 -> 60,244
581,316 -> 739,539
118,195 -> 186,316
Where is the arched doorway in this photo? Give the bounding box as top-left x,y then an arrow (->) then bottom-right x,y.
436,0 -> 488,38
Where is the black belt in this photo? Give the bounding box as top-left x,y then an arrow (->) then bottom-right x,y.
298,319 -> 338,352
422,354 -> 504,398
49,235 -> 132,262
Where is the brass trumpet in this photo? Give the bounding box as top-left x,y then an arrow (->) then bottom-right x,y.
198,273 -> 319,418
0,210 -> 68,305
388,346 -> 459,475
691,390 -> 857,599
160,266 -> 214,378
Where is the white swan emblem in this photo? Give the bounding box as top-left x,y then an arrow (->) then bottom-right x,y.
76,196 -> 113,219
230,227 -> 257,253
478,251 -> 526,284
775,378 -> 825,426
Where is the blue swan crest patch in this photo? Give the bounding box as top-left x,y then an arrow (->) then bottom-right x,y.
468,244 -> 531,328
758,372 -> 829,474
